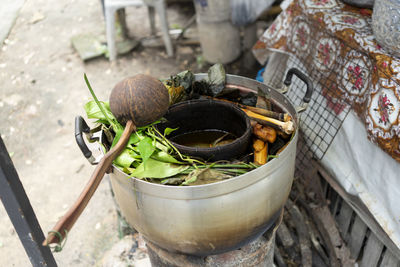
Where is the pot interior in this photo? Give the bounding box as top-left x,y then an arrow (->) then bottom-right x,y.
156,99 -> 252,161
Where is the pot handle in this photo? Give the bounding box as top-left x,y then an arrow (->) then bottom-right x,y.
282,68 -> 314,113
75,116 -> 99,165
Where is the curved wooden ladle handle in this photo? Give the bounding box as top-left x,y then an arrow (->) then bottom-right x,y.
43,120 -> 136,246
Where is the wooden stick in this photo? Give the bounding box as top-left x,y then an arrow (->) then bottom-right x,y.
43,121 -> 136,246
274,246 -> 288,267
244,105 -> 290,122
256,95 -> 272,111
243,109 -> 294,134
207,96 -> 291,122
305,209 -> 331,266
287,199 -> 312,267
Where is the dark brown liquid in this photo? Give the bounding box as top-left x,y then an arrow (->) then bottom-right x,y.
171,130 -> 236,148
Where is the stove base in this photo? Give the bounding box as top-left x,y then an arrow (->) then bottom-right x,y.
146,211 -> 282,267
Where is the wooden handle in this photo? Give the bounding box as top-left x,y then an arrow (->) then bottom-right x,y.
43,120 -> 136,246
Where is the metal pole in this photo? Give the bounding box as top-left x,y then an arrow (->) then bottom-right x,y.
0,136 -> 57,267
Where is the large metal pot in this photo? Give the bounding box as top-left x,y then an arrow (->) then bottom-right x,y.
75,68 -> 313,256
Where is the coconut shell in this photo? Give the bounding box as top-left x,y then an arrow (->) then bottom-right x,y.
109,74 -> 169,126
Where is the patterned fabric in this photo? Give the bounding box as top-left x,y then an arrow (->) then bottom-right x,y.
253,0 -> 400,163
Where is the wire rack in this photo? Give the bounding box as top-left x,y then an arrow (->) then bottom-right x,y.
260,23 -> 377,175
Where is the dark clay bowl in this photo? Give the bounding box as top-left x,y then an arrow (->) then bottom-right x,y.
156,99 -> 252,161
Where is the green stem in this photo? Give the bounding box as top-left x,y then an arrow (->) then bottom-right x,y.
151,126 -> 204,165
198,163 -> 254,169
84,73 -> 114,128
181,163 -> 255,174
146,128 -> 171,148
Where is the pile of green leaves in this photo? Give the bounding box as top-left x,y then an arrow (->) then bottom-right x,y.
84,74 -> 256,186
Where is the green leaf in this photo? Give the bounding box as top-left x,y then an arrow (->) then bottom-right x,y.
113,148 -> 138,168
133,130 -> 146,142
111,128 -> 142,149
154,141 -> 169,152
164,127 -> 178,136
84,74 -> 123,132
84,74 -> 112,125
176,70 -> 194,92
84,101 -> 115,123
137,136 -> 155,164
161,177 -> 185,185
182,170 -> 199,185
110,128 -> 124,148
151,150 -> 182,164
128,132 -> 141,145
137,120 -> 162,131
183,169 -> 231,186
207,63 -> 226,96
122,167 -> 136,175
130,158 -> 188,178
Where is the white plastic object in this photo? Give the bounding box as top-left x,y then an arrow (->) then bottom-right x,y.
104,0 -> 174,61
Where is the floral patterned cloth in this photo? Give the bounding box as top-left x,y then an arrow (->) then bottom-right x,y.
252,0 -> 400,163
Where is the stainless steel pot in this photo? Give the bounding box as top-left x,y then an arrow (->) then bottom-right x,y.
75,68 -> 313,256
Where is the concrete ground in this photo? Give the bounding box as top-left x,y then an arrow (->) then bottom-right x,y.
0,0 -> 211,266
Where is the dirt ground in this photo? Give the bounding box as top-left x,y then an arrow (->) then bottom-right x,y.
0,0 -> 261,266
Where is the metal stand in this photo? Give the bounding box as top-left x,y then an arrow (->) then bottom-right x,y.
145,210 -> 283,267
146,232 -> 276,267
0,136 -> 57,267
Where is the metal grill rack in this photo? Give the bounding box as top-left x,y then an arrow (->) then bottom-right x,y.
261,28 -> 380,175
264,57 -> 350,175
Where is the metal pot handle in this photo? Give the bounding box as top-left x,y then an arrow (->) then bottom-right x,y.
282,68 -> 314,113
75,116 -> 99,165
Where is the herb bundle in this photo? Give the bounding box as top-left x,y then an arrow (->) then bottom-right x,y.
84,74 -> 256,186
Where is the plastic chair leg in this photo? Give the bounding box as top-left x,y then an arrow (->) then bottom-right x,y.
155,0 -> 173,56
117,9 -> 129,39
106,7 -> 117,61
148,5 -> 156,35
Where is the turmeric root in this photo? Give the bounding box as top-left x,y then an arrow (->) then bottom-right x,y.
253,124 -> 277,143
253,139 -> 265,152
253,139 -> 268,165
